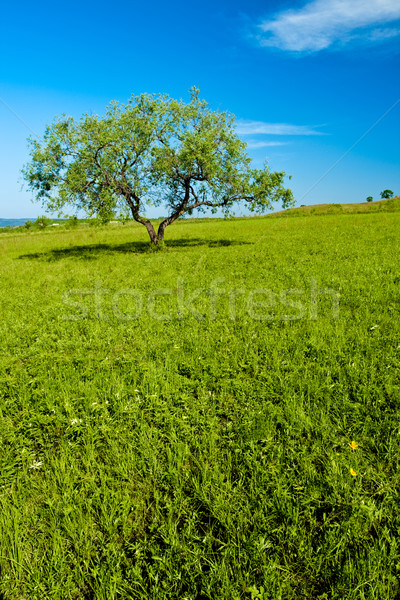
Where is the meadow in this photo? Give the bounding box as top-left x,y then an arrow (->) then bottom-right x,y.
0,211 -> 399,599
270,195 -> 400,217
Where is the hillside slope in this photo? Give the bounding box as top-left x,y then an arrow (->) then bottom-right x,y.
270,196 -> 400,217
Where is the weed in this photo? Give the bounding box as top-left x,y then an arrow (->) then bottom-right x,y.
0,212 -> 399,599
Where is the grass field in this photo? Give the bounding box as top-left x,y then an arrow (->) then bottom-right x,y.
0,211 -> 399,599
270,196 -> 400,217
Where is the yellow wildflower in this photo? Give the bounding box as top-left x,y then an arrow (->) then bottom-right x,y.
350,468 -> 357,477
349,441 -> 359,450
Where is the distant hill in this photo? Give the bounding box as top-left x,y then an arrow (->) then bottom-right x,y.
270,196 -> 400,217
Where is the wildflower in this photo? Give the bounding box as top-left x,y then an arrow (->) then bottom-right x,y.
29,460 -> 43,470
70,418 -> 82,425
349,441 -> 359,450
350,468 -> 357,477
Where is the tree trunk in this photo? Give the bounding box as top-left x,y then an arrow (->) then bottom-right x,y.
127,194 -> 187,245
157,210 -> 183,241
127,195 -> 160,245
142,220 -> 159,245
157,223 -> 166,242
134,216 -> 159,245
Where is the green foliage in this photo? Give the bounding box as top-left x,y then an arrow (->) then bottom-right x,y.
0,213 -> 399,599
34,215 -> 51,229
366,196 -> 373,202
22,88 -> 293,244
381,189 -> 394,199
66,215 -> 79,228
88,217 -> 102,227
246,585 -> 268,599
24,219 -> 33,229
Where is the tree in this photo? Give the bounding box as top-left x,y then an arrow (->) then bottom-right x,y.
66,215 -> 79,228
380,190 -> 393,199
35,215 -> 51,229
22,88 -> 294,245
366,196 -> 373,202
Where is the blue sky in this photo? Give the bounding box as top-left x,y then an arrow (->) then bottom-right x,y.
0,0 -> 399,218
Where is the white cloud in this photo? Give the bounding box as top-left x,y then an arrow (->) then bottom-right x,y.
367,26 -> 400,41
258,0 -> 400,53
236,120 -> 323,136
245,140 -> 287,149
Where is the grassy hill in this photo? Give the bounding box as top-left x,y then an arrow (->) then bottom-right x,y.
0,213 -> 399,599
270,195 -> 400,217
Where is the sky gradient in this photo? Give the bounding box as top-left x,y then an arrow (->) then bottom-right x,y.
1,0 -> 399,218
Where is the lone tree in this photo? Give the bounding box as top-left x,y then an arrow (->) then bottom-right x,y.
23,88 -> 294,245
380,190 -> 393,199
366,196 -> 373,202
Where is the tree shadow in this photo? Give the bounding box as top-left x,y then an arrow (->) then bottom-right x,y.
18,238 -> 251,261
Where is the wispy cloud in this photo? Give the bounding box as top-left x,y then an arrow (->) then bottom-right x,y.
258,0 -> 400,53
236,120 -> 323,136
245,140 -> 287,149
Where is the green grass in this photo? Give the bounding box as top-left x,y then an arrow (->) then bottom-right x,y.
270,195 -> 400,217
0,212 -> 399,599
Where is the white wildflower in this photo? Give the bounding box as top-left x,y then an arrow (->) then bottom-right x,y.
29,460 -> 43,470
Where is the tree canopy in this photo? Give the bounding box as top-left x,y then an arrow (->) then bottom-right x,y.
23,88 -> 294,244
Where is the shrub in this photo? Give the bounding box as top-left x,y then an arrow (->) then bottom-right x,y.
66,215 -> 79,228
34,215 -> 51,229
